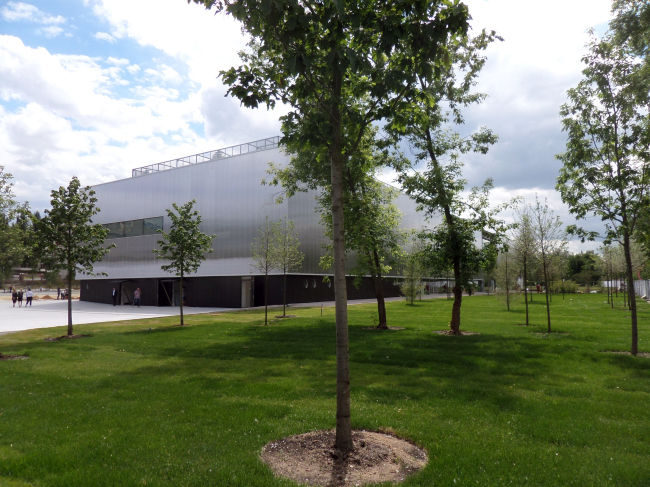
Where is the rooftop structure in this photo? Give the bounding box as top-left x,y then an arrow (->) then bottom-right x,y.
131,136 -> 281,177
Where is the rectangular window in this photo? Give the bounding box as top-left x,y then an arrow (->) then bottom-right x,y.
104,217 -> 162,239
143,217 -> 163,235
124,219 -> 144,237
105,222 -> 124,239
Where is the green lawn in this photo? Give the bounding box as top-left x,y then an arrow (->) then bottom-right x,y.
1,294 -> 649,486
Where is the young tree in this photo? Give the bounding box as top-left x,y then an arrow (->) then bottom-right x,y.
388,31 -> 511,335
36,177 -> 114,336
273,217 -> 304,318
511,203 -> 537,324
191,0 -> 469,452
556,33 -> 650,355
600,244 -> 617,306
154,200 -> 215,326
400,238 -> 425,305
270,131 -> 406,329
494,249 -> 520,311
251,216 -> 279,325
532,196 -> 568,333
413,188 -> 503,334
0,167 -> 27,288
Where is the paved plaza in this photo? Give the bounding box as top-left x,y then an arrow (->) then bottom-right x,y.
0,294 -> 232,334
1,290 -> 479,335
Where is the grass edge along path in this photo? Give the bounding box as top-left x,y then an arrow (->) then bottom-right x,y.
0,294 -> 649,486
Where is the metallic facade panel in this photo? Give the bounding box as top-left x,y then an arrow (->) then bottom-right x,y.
87,145 -> 438,280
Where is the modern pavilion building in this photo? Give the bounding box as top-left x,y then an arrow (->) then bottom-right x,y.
80,136 -> 453,308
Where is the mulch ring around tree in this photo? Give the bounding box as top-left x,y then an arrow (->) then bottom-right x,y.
432,330 -> 480,336
601,351 -> 650,358
43,334 -> 92,342
260,429 -> 428,487
254,320 -> 281,326
0,354 -> 29,361
528,332 -> 571,336
362,326 -> 406,331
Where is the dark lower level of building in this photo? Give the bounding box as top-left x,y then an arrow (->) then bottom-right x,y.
79,274 -> 417,308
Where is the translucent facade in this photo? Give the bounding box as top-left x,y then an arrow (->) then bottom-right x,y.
88,142 -> 435,282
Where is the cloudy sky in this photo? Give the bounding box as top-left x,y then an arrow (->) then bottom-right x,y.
0,0 -> 613,250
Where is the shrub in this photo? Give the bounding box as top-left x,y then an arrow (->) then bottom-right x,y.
552,280 -> 579,294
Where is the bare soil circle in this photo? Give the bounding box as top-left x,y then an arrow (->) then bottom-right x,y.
0,354 -> 29,361
529,332 -> 570,336
43,334 -> 92,342
362,326 -> 406,331
601,350 -> 650,358
432,330 -> 480,336
260,429 -> 427,487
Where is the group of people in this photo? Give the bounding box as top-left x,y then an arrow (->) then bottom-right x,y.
111,287 -> 142,307
11,287 -> 34,307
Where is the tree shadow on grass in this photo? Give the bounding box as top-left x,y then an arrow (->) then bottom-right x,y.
98,316 -> 579,415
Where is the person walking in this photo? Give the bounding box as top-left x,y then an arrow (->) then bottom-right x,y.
12,289 -> 17,307
25,287 -> 33,306
17,289 -> 23,307
133,288 -> 141,308
112,287 -> 118,306
57,287 -> 61,300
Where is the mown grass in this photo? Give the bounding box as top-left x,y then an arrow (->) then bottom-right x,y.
1,293 -> 649,486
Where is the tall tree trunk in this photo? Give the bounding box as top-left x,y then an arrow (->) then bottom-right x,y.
264,271 -> 268,325
371,249 -> 388,329
423,127 -> 464,334
523,258 -> 529,325
623,233 -> 638,355
180,273 -> 184,326
67,270 -> 73,336
330,67 -> 352,453
505,253 -> 510,311
543,259 -> 552,333
450,252 -> 462,334
283,269 -> 287,317
609,262 -> 616,309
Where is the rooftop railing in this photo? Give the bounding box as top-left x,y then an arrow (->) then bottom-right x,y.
131,136 -> 281,177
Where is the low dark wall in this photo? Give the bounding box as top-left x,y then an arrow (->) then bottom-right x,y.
184,276 -> 242,308
80,279 -> 158,307
81,274 -> 406,308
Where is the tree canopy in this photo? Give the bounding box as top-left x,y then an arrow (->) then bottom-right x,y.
190,0 -> 471,450
556,32 -> 650,355
155,200 -> 215,326
387,30 -> 510,334
36,177 -> 113,336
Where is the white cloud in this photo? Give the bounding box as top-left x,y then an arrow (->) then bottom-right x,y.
143,64 -> 183,85
0,33 -> 218,210
90,0 -> 248,84
1,2 -> 65,24
40,26 -> 64,38
126,64 -> 140,74
95,32 -> 116,43
107,57 -> 129,66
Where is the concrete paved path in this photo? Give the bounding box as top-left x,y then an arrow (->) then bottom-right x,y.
0,292 -> 488,335
0,298 -> 233,334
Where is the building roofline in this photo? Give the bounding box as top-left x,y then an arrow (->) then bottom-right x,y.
131,136 -> 281,178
